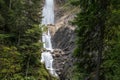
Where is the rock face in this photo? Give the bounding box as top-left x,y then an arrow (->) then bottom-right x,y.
50,12 -> 76,79
48,1 -> 78,79
52,27 -> 75,50
52,26 -> 76,79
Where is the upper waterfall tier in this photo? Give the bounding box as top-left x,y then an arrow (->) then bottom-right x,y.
41,0 -> 54,51
42,0 -> 54,25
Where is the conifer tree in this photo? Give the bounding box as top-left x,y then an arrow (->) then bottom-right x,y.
0,0 -> 56,79
72,0 -> 120,80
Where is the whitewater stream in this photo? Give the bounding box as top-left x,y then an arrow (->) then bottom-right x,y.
41,0 -> 58,77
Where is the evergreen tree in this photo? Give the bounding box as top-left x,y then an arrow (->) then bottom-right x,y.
72,0 -> 120,80
0,0 -> 56,79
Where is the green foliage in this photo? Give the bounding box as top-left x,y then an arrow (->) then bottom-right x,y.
0,46 -> 22,79
69,0 -> 80,6
0,0 -> 56,80
72,0 -> 120,80
40,25 -> 48,33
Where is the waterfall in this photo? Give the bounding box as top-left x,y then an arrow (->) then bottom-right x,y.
41,0 -> 58,77
41,0 -> 54,51
42,33 -> 52,50
42,0 -> 54,25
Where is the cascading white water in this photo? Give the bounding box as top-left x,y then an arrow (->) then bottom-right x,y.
41,0 -> 54,51
41,0 -> 58,77
42,0 -> 54,25
42,33 -> 52,50
41,51 -> 57,76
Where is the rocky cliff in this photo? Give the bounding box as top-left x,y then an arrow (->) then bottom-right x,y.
49,1 -> 79,79
52,26 -> 76,80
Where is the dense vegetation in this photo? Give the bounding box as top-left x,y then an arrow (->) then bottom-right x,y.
70,0 -> 120,80
0,0 -> 119,80
0,0 -> 56,80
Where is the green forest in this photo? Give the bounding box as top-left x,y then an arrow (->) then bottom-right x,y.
0,0 -> 120,80
0,0 -> 56,80
71,0 -> 120,80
